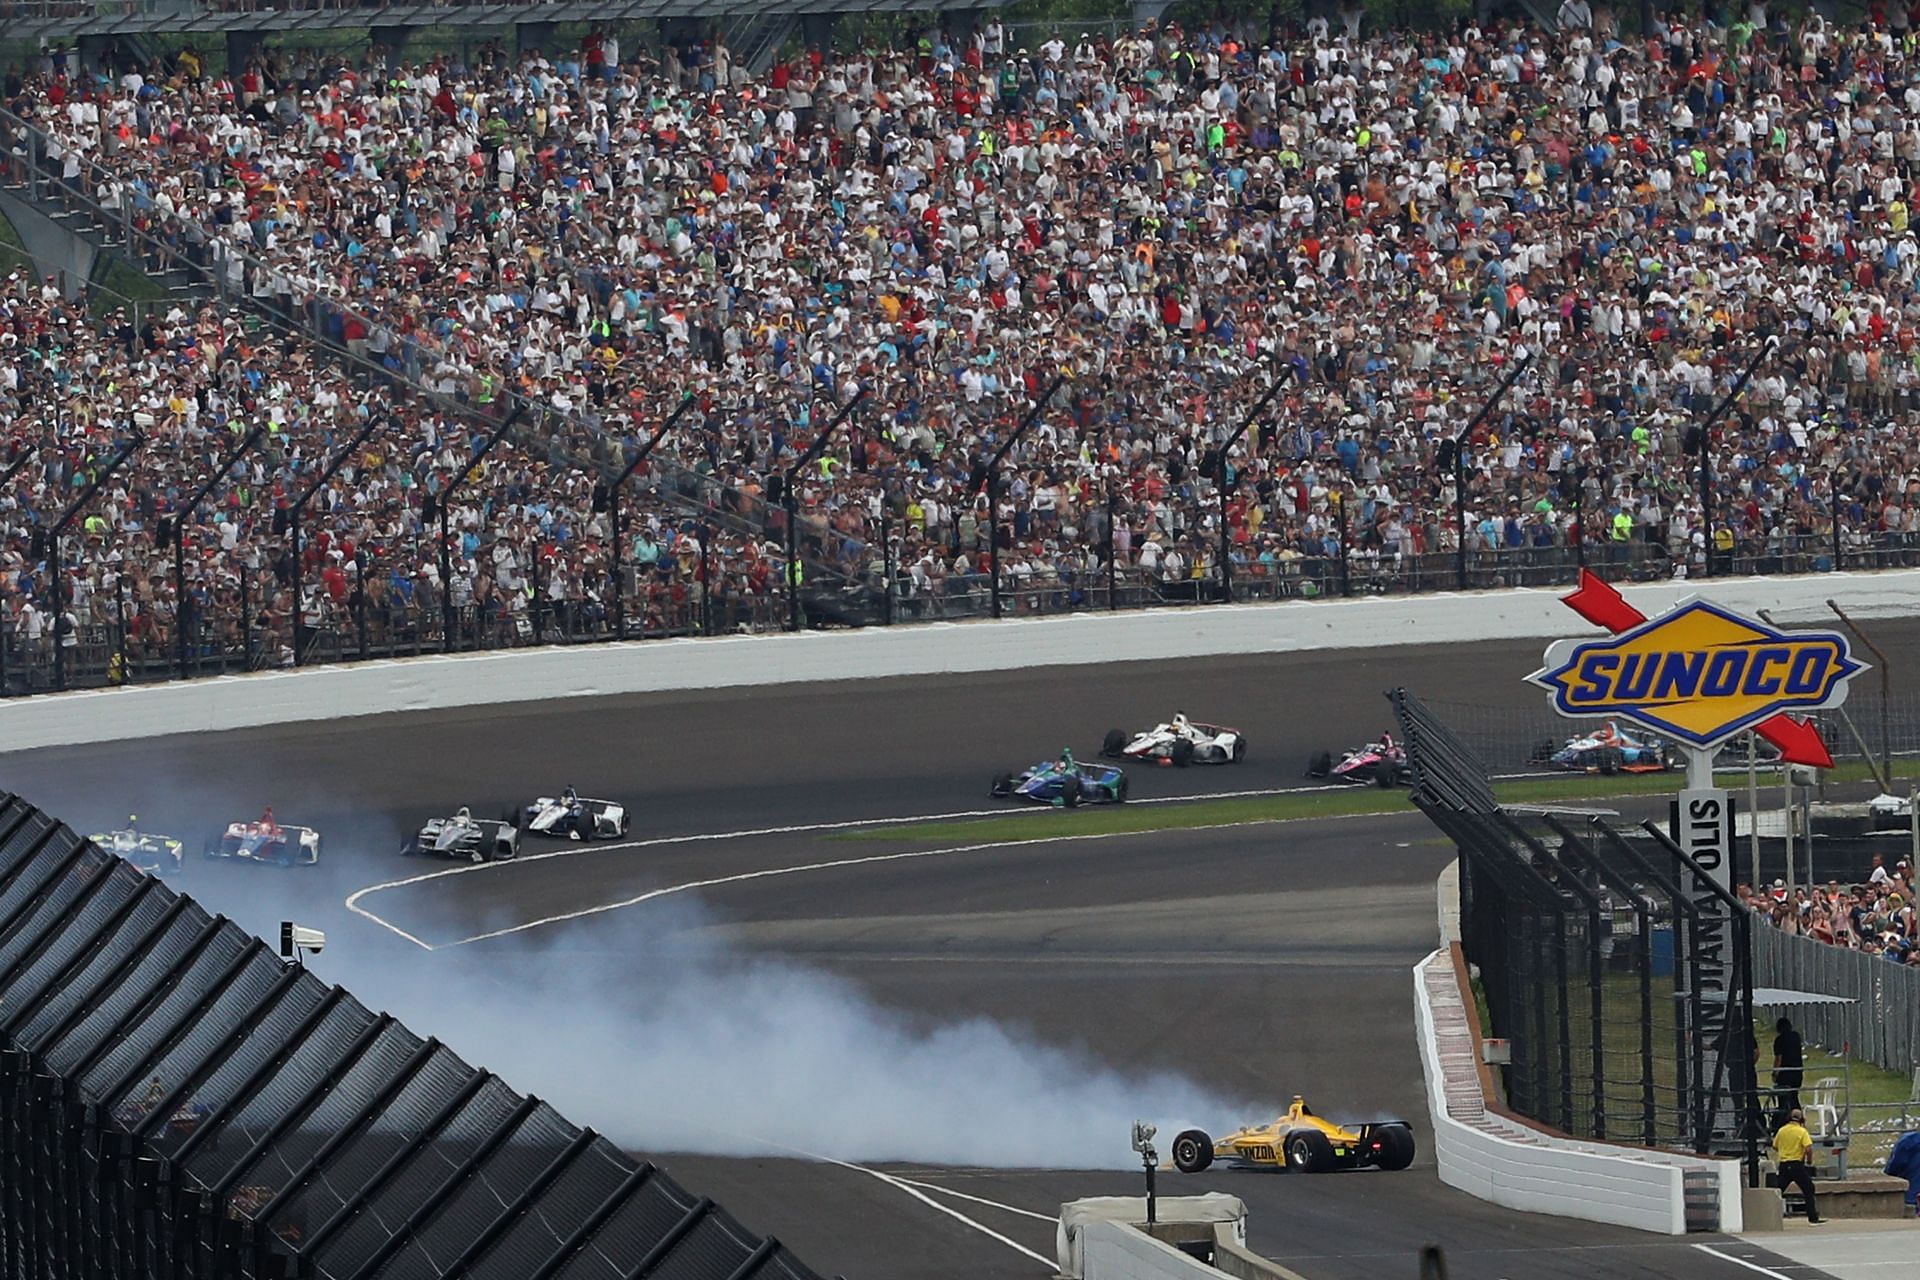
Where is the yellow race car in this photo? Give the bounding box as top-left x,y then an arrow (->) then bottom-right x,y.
1169,1097 -> 1416,1174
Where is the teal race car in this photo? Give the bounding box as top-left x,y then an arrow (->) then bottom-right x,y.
990,757 -> 1129,806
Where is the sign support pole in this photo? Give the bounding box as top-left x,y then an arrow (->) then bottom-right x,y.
1684,747 -> 1715,793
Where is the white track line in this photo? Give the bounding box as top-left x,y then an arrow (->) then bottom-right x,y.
732,1133 -> 1056,1268
1692,1243 -> 1798,1279
441,818 -> 1301,949
355,808 -> 1395,950
341,782 -> 1394,946
882,1174 -> 1058,1222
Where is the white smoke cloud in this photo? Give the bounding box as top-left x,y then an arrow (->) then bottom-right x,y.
315,904 -> 1257,1170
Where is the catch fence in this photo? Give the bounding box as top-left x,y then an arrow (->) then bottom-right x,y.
1393,688 -> 1765,1166
0,792 -> 823,1280
1416,689 -> 1920,782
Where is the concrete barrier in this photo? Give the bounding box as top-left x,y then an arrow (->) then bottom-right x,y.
1414,941 -> 1743,1234
1080,1220 -> 1218,1280
6,568 -> 1918,752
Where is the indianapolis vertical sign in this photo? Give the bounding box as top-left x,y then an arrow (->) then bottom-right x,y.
1674,788 -> 1735,1137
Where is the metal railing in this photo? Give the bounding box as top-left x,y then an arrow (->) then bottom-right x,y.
0,791 -> 822,1280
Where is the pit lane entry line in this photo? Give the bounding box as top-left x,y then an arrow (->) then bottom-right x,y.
353,810 -> 1405,950
341,782 -> 1367,948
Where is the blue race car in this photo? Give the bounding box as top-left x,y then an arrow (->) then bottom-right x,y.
990,757 -> 1129,806
1530,721 -> 1673,775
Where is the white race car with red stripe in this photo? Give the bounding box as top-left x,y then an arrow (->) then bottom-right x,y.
1102,714 -> 1246,767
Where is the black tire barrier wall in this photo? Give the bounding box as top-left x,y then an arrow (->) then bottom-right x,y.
0,792 -> 822,1280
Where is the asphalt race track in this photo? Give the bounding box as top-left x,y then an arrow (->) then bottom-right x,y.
9,623 -> 1920,1280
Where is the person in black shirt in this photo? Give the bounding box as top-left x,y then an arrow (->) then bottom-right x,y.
1773,1017 -> 1804,1120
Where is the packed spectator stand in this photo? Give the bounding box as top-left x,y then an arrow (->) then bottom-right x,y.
2,4 -> 1919,690
1743,855 -> 1920,964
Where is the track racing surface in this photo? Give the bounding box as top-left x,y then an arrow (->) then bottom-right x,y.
13,626 -> 1917,1280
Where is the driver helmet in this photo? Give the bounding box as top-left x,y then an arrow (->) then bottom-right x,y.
1173,711 -> 1190,731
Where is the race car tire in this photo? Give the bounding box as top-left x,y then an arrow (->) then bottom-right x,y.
1171,1130 -> 1214,1174
1530,737 -> 1556,764
618,812 -> 631,836
1373,762 -> 1397,789
1286,1130 -> 1335,1174
1171,738 -> 1195,768
1103,729 -> 1127,758
990,772 -> 1014,798
1371,1124 -> 1416,1171
1061,776 -> 1085,808
1231,737 -> 1247,763
1599,747 -> 1622,776
1306,751 -> 1332,779
1113,775 -> 1130,802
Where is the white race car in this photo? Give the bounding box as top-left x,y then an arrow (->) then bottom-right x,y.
522,792 -> 628,841
402,808 -> 520,862
205,813 -> 320,867
1102,714 -> 1246,767
90,821 -> 184,876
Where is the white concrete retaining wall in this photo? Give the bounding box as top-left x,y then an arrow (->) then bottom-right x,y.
1414,947 -> 1742,1234
1080,1221 -> 1220,1280
5,568 -> 1917,752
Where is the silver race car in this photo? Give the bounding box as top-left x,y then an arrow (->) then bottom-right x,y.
1102,713 -> 1247,767
90,819 -> 184,876
522,790 -> 629,841
402,807 -> 520,862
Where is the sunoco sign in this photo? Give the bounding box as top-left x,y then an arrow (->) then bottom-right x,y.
1528,599 -> 1862,749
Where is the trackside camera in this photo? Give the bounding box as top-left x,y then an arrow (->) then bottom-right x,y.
280,922 -> 325,961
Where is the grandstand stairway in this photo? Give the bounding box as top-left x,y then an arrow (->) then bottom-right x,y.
723,12 -> 801,74
0,148 -> 204,307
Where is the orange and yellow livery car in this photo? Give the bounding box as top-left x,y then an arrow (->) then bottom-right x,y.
1169,1097 -> 1416,1174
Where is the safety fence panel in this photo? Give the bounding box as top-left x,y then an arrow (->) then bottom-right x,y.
0,791 -> 824,1280
1752,924 -> 1920,1076
1393,689 -> 1765,1164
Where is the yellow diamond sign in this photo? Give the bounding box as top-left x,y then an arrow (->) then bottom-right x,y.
1527,600 -> 1863,748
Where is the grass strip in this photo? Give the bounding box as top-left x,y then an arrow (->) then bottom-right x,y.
839,759 -> 1909,845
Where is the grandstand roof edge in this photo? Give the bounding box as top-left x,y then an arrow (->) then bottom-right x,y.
24,0 -> 1008,43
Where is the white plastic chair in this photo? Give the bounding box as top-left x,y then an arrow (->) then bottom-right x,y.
1805,1076 -> 1841,1136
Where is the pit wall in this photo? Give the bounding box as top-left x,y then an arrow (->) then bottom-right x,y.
5,569 -> 1917,753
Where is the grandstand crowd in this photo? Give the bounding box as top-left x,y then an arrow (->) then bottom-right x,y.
4,3 -> 1920,676
1743,853 -> 1920,963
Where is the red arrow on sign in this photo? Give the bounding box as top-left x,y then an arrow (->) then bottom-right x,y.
1559,569 -> 1834,769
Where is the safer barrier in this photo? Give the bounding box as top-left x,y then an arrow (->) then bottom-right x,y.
0,793 -> 820,1280
1751,925 -> 1920,1076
